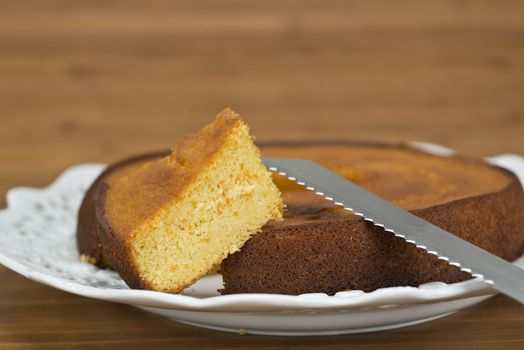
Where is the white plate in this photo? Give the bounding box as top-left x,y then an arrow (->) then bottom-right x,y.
0,143 -> 523,336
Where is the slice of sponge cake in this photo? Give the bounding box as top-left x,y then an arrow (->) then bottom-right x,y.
96,108 -> 283,293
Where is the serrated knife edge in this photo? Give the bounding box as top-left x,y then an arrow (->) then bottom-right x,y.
263,157 -> 524,304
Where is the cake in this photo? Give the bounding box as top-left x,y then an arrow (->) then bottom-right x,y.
220,142 -> 524,294
78,108 -> 283,293
77,141 -> 524,295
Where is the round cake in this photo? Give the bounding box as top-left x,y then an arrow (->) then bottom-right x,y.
77,141 -> 524,295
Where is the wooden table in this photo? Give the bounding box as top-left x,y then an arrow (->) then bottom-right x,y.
1,1 -> 523,348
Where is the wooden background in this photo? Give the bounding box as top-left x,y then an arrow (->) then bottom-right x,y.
1,0 -> 523,349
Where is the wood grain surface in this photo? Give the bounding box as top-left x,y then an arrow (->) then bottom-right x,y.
1,0 -> 523,349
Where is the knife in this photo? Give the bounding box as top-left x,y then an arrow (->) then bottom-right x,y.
262,157 -> 524,304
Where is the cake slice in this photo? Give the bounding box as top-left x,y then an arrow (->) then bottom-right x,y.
95,108 -> 283,292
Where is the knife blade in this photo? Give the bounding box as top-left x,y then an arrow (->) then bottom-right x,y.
262,157 -> 524,304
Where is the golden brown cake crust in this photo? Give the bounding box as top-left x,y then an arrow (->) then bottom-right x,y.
77,141 -> 524,294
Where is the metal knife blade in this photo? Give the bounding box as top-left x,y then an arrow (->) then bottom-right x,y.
262,157 -> 524,304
